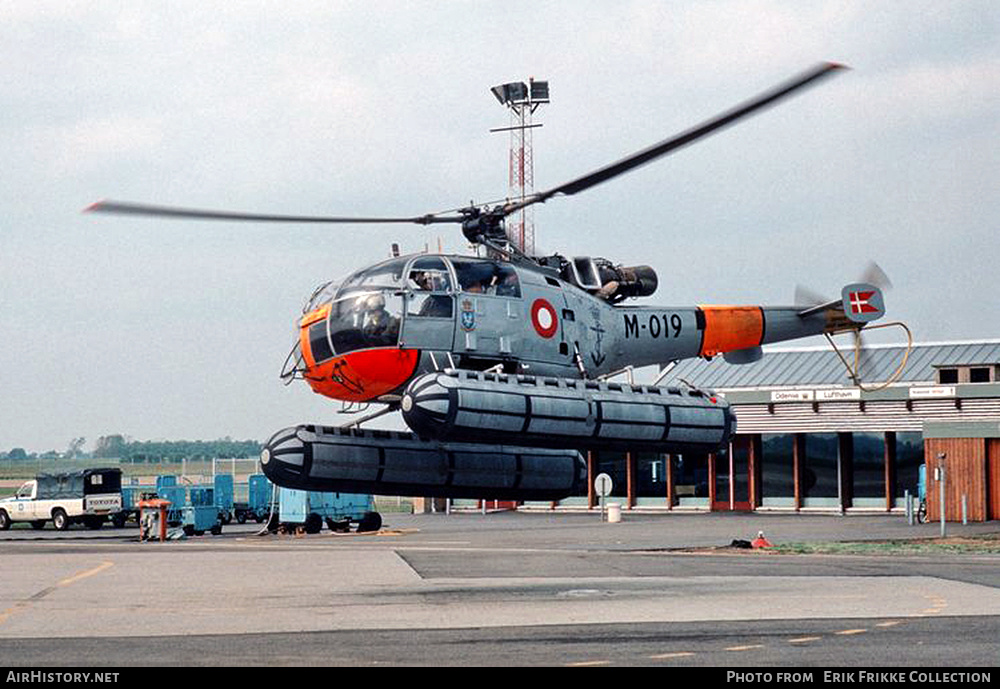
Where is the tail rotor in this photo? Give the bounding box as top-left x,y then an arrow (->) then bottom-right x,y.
797,262 -> 911,391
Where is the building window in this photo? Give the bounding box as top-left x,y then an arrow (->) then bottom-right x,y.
760,434 -> 795,505
852,432 -> 886,500
970,367 -> 992,383
713,441 -> 750,506
636,452 -> 667,498
895,432 -> 923,499
803,433 -> 839,502
938,368 -> 958,384
596,451 -> 628,499
673,453 -> 709,504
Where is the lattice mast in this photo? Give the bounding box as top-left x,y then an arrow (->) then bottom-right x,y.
490,78 -> 549,256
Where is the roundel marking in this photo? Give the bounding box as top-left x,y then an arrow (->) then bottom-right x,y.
530,298 -> 559,338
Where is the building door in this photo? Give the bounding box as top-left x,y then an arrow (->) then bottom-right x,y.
712,437 -> 753,511
988,439 -> 1000,521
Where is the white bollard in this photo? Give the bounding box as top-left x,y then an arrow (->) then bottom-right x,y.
607,503 -> 622,523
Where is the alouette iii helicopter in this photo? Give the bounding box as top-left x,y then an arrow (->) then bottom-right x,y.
88,62 -> 900,503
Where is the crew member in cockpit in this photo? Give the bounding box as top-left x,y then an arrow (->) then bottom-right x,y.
413,271 -> 433,291
495,270 -> 519,297
413,270 -> 448,292
362,293 -> 391,340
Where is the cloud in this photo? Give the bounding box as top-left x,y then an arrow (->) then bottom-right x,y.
23,114 -> 165,176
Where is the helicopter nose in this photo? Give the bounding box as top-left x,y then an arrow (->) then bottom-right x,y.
301,347 -> 421,403
294,297 -> 419,403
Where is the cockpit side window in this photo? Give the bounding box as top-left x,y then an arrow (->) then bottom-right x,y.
408,256 -> 452,292
452,259 -> 521,297
407,294 -> 453,318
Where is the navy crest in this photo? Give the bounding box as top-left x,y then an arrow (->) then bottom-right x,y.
460,299 -> 476,331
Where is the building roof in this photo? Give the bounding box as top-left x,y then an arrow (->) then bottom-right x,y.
664,339 -> 1000,391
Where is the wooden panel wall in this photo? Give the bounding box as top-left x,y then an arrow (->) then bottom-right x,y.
988,440 -> 1000,521
924,438 -> 988,522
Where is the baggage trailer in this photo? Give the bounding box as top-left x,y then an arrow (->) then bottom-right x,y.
155,476 -> 186,527
111,485 -> 143,528
234,473 -> 274,524
182,486 -> 222,536
213,474 -> 234,525
271,487 -> 381,534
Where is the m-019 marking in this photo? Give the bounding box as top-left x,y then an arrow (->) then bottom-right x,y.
623,312 -> 683,339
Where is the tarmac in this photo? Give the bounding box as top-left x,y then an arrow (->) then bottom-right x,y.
0,510 -> 998,666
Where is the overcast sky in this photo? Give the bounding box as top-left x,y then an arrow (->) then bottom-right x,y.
1,2 -> 997,452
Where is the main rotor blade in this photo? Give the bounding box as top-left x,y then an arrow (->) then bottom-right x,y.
84,200 -> 466,226
503,61 -> 847,216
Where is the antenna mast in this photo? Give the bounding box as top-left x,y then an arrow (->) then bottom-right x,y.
490,78 -> 549,256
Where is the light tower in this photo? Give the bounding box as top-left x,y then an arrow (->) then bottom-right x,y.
490,78 -> 549,256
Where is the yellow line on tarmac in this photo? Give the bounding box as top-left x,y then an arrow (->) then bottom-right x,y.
725,644 -> 764,652
876,621 -> 902,628
0,561 -> 114,627
789,636 -> 822,644
0,603 -> 28,625
566,660 -> 612,667
650,652 -> 695,660
835,629 -> 867,635
58,561 -> 114,587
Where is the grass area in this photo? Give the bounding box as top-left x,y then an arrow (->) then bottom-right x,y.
772,533 -> 1000,555
373,497 -> 414,514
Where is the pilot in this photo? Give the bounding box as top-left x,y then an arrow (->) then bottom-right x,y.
413,270 -> 449,292
495,270 -> 519,297
362,293 -> 391,340
413,271 -> 433,291
428,271 -> 448,291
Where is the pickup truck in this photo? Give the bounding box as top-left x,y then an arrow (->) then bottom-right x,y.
0,468 -> 123,530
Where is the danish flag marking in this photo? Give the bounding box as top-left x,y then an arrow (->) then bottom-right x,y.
849,290 -> 878,314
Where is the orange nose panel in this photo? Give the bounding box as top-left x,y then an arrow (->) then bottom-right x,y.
304,348 -> 420,403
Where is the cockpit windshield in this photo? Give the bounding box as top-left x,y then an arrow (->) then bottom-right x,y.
338,257 -> 409,296
303,279 -> 341,314
326,291 -> 403,355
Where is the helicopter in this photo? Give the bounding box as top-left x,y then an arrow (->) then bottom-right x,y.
87,62 -> 893,503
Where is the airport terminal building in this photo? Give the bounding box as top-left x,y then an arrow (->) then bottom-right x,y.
530,340 -> 1000,521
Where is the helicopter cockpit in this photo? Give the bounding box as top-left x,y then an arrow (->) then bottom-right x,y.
302,257 -> 410,362
287,254 -> 527,399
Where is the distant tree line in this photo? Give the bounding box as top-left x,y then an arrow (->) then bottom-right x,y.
1,435 -> 262,463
